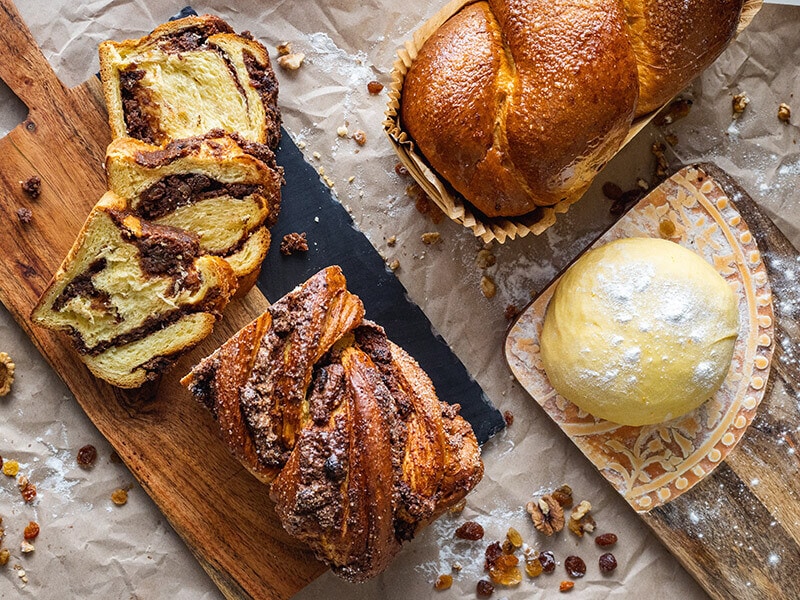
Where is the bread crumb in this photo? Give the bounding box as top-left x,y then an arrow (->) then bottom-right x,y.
280,232 -> 309,255
337,126 -> 349,137
16,208 -> 32,224
388,259 -> 400,271
421,232 -> 441,245
387,235 -> 397,247
20,176 -> 41,198
480,275 -> 497,299
312,152 -> 321,160
276,42 -> 291,56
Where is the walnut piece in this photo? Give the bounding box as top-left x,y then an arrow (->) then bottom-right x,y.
276,42 -> 291,56
480,275 -> 497,299
568,500 -> 595,537
278,53 -> 305,71
778,103 -> 791,123
0,353 -> 15,397
526,494 -> 565,535
732,93 -> 749,118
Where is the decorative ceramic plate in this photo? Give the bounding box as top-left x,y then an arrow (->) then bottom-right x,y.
505,164 -> 775,512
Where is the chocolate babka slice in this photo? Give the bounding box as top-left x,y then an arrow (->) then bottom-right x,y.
99,14 -> 280,149
106,132 -> 282,295
32,192 -> 237,388
181,266 -> 483,582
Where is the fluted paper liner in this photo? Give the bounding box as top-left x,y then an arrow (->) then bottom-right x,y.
505,165 -> 774,511
384,0 -> 763,243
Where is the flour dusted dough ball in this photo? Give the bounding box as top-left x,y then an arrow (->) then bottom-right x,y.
540,238 -> 739,426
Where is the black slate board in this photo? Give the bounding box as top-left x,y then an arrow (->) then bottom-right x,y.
257,129 -> 505,444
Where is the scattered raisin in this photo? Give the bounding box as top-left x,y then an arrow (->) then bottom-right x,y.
476,579 -> 494,597
538,551 -> 556,573
560,581 -> 575,592
484,541 -> 503,569
551,484 -> 573,509
367,80 -> 384,95
77,444 -> 97,467
455,521 -> 484,541
503,410 -> 514,427
353,130 -> 367,146
395,163 -> 409,176
0,548 -> 8,565
599,553 -> 618,573
23,522 -> 39,541
506,527 -> 522,548
601,182 -> 623,200
564,556 -> 586,578
504,305 -> 520,321
659,219 -> 676,238
524,556 -> 543,578
2,460 -> 19,477
595,533 -> 618,547
111,488 -> 128,506
434,574 -> 453,590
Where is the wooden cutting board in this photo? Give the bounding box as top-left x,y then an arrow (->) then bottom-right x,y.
505,163 -> 800,600
0,2 -> 324,598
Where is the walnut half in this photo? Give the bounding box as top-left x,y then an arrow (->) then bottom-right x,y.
526,494 -> 565,536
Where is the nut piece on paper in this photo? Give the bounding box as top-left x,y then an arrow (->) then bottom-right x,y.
278,53 -> 305,71
526,494 -> 565,535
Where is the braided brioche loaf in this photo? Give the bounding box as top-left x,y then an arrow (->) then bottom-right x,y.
182,267 -> 484,581
400,0 -> 745,218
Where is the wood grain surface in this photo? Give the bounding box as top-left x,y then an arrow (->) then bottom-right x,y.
0,1 -> 323,598
641,164 -> 800,600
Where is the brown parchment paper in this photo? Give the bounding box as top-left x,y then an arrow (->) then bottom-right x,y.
0,1 -> 798,598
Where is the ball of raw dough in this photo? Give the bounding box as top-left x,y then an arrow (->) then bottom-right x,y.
540,237 -> 739,426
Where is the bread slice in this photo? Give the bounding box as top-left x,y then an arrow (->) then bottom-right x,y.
105,132 -> 282,294
99,14 -> 280,149
32,192 -> 237,388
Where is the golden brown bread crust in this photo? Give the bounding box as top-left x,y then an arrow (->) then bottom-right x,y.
400,0 -> 743,218
182,267 -> 484,582
624,0 -> 744,116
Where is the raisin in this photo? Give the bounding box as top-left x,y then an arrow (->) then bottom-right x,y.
485,541 -> 503,569
503,410 -> 514,426
434,574 -> 452,590
560,581 -> 575,592
595,533 -> 618,547
538,551 -> 556,573
551,485 -> 573,509
353,130 -> 367,146
23,521 -> 39,540
599,553 -> 618,573
395,163 -> 409,176
455,521 -> 484,540
602,182 -> 623,200
489,564 -> 522,586
111,488 -> 128,506
564,556 -> 586,578
367,80 -> 384,94
506,527 -> 522,548
525,557 -> 543,577
476,579 -> 494,597
77,444 -> 97,467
